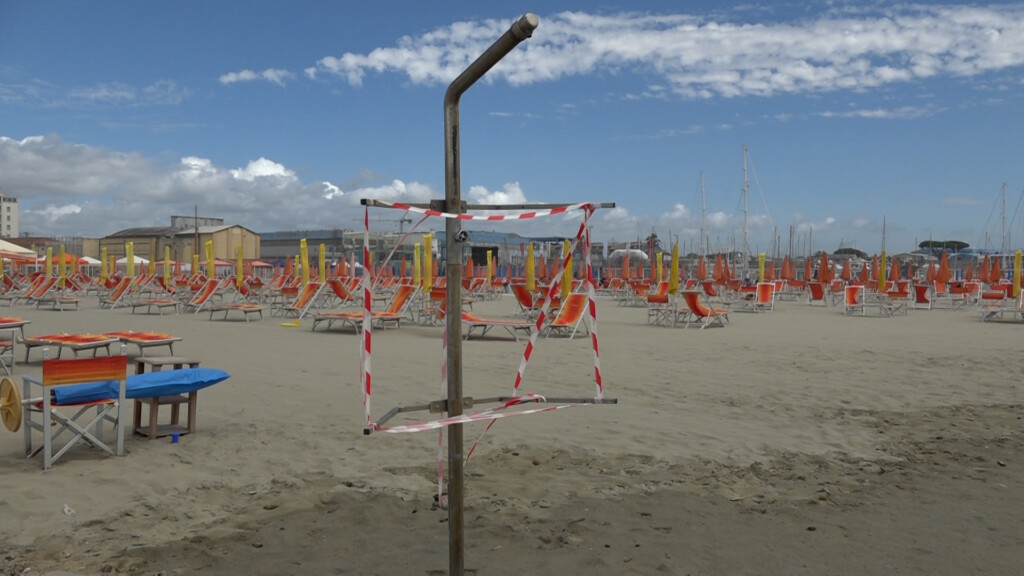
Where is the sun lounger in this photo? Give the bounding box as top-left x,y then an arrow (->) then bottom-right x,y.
20,334 -> 118,362
130,298 -> 180,315
208,303 -> 266,322
461,312 -> 533,341
103,331 -> 181,356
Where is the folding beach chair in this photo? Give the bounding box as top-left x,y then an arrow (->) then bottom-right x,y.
679,289 -> 729,329
754,281 -> 776,312
98,277 -> 133,309
544,293 -> 589,339
15,354 -> 128,469
179,279 -> 220,314
273,281 -> 325,319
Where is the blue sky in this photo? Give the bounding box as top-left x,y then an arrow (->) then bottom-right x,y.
2,1 -> 1023,256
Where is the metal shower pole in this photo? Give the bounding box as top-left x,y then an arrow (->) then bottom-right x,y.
442,12 -> 538,575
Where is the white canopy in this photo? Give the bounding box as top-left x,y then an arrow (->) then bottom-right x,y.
0,238 -> 36,258
116,255 -> 150,265
79,256 -> 102,265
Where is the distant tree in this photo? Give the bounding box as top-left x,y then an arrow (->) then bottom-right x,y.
643,232 -> 663,256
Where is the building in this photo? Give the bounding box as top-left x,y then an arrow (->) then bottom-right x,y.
0,188 -> 19,238
98,218 -> 260,266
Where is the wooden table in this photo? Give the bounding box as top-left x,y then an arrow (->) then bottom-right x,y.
132,356 -> 201,439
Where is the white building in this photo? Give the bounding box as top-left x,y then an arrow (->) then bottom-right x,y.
0,188 -> 18,238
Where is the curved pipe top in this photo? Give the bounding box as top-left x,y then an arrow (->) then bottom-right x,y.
444,13 -> 538,107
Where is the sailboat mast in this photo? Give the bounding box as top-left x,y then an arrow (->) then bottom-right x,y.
1001,182 -> 1008,253
700,171 -> 707,257
742,144 -> 749,279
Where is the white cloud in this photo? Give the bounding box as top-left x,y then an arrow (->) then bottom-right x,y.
219,68 -> 294,86
0,135 -> 440,237
307,6 -> 1024,99
27,203 -> 82,223
466,182 -> 528,205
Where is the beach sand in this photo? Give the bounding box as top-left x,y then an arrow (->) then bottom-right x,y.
1,290 -> 1022,575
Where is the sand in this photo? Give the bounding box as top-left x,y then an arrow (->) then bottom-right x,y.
1,289 -> 1022,575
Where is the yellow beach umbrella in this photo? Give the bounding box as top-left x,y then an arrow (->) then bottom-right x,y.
413,243 -> 421,287
485,250 -> 493,287
758,253 -> 766,283
45,246 -> 53,278
58,244 -> 66,288
669,243 -> 680,294
877,250 -> 886,286
126,242 -> 135,278
561,239 -> 572,302
423,234 -> 433,290
236,245 -> 244,288
526,243 -> 536,292
108,254 -> 115,279
1014,250 -> 1022,299
164,245 -> 172,287
656,252 -> 663,283
319,243 -> 326,283
299,239 -> 309,286
192,254 -> 200,276
204,240 -> 214,278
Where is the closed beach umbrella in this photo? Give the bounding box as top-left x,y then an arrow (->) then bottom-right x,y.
413,243 -> 421,287
926,263 -> 936,284
205,240 -> 215,279
859,262 -> 869,284
991,255 -> 1001,284
712,254 -> 724,283
58,244 -> 66,288
1014,251 -> 1022,298
299,239 -> 309,287
696,256 -> 706,281
765,258 -> 776,282
485,250 -> 493,287
889,258 -> 900,283
525,243 -> 536,292
936,252 -> 951,284
841,258 -> 851,281
669,243 -> 680,294
804,257 -> 812,282
319,243 -> 326,283
126,242 -> 135,278
423,234 -> 433,289
561,239 -> 572,302
877,251 -> 887,286
656,252 -> 663,284
819,252 -> 831,284
100,247 -> 108,284
165,245 -> 172,288
979,255 -> 990,284
193,254 -> 200,276
964,260 -> 974,282
45,247 -> 53,278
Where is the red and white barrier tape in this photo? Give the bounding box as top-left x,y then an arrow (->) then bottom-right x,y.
369,200 -> 593,221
